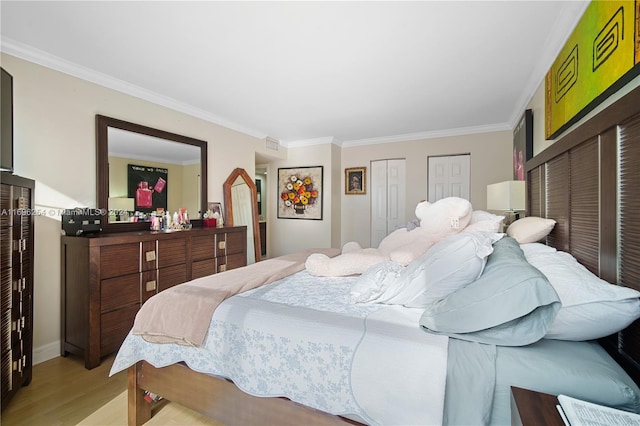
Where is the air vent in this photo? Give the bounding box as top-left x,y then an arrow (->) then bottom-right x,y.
265,137 -> 279,151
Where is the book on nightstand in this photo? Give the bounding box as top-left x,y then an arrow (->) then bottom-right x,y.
556,394 -> 640,426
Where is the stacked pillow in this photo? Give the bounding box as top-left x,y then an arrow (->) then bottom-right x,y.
418,236 -> 561,345
506,216 -> 556,244
350,231 -> 499,307
521,243 -> 640,341
352,213 -> 640,345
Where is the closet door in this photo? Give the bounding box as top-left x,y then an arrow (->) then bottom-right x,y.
370,159 -> 406,248
427,154 -> 470,202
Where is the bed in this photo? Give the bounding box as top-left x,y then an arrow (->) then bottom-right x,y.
110,83 -> 640,425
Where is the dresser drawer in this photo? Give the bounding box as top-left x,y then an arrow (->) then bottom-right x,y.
140,241 -> 157,272
100,304 -> 138,355
141,270 -> 158,304
158,264 -> 188,292
191,259 -> 215,280
192,235 -> 215,261
101,273 -> 139,313
221,232 -> 244,255
100,244 -> 139,279
158,238 -> 187,268
220,252 -> 246,272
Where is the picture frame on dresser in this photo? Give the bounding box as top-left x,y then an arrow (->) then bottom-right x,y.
207,201 -> 223,224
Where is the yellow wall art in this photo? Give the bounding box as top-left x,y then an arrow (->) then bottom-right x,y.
545,0 -> 640,139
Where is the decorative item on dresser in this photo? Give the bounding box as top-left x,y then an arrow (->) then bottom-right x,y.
1,172 -> 35,410
60,225 -> 247,369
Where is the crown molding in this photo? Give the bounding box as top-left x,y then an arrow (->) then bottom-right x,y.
0,37 -> 267,140
283,136 -> 343,148
341,123 -> 511,147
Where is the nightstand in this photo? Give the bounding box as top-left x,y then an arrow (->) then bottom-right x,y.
510,386 -> 565,426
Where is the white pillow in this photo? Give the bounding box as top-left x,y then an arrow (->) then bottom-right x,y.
507,216 -> 556,244
545,300 -> 640,341
349,261 -> 403,303
519,242 -> 557,257
523,249 -> 640,340
372,231 -> 501,307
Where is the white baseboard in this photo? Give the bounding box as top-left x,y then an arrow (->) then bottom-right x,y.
33,340 -> 61,365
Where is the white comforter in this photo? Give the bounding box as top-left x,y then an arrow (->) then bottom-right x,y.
110,270 -> 449,425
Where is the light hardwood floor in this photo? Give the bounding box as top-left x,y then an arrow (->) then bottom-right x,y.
1,354 -> 127,426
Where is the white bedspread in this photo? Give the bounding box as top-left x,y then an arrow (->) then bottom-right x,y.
110,270 -> 449,425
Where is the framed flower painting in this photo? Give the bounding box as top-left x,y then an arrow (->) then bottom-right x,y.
277,166 -> 323,220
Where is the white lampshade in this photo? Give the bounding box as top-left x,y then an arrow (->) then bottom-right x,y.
487,181 -> 525,211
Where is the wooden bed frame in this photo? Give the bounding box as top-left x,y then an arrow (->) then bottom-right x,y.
127,83 -> 640,425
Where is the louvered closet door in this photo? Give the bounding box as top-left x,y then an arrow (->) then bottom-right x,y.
619,112 -> 640,362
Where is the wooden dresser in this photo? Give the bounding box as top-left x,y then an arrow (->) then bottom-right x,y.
1,173 -> 35,410
60,225 -> 246,369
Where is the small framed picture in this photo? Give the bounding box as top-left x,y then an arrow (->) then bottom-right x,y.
345,167 -> 366,195
207,201 -> 223,222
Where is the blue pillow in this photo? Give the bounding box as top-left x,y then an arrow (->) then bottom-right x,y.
419,236 -> 561,346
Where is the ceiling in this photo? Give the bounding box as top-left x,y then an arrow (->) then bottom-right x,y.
0,1 -> 589,147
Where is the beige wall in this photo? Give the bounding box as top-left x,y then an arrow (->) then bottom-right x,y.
339,131 -> 513,248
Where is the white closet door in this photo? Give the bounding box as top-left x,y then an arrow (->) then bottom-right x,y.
427,155 -> 470,202
370,159 -> 406,248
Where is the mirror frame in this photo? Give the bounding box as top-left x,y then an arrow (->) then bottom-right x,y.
96,114 -> 208,233
223,167 -> 262,263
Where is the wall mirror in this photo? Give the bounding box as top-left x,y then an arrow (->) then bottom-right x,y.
223,168 -> 261,264
96,115 -> 208,233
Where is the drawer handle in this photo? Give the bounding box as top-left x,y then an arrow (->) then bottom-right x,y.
145,280 -> 157,292
218,241 -> 226,250
145,251 -> 156,262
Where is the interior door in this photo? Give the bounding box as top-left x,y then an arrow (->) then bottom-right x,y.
427,154 -> 470,202
370,159 -> 406,248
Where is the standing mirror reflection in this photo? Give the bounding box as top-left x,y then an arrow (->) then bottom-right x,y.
223,168 -> 262,264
